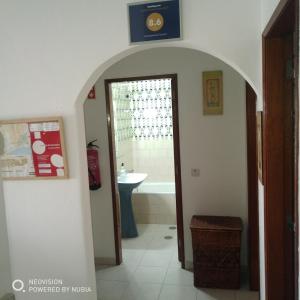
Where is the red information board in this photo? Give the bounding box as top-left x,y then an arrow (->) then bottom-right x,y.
29,121 -> 65,177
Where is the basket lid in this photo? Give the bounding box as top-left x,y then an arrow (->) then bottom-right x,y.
190,215 -> 242,231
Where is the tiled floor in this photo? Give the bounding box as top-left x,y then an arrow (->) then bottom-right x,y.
96,224 -> 259,300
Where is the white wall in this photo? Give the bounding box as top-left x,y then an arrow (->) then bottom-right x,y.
0,1 -> 262,299
261,0 -> 280,29
0,181 -> 12,298
84,94 -> 116,261
84,47 -> 249,267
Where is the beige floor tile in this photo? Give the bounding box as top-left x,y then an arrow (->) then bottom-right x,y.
236,290 -> 259,300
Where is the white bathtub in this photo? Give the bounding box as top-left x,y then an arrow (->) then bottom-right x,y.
134,182 -> 175,194
132,182 -> 176,224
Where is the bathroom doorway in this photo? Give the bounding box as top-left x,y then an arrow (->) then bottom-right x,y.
104,74 -> 185,268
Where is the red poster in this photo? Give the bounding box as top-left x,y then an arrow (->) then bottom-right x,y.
29,122 -> 65,177
88,86 -> 96,99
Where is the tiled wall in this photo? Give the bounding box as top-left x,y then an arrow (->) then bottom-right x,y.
132,192 -> 176,225
111,82 -> 134,171
116,139 -> 133,172
111,82 -> 133,164
131,139 -> 174,182
112,79 -> 175,182
116,139 -> 175,182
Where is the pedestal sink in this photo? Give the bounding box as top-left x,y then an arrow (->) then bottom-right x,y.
118,173 -> 147,238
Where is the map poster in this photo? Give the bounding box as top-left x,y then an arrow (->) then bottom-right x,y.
0,123 -> 35,178
0,117 -> 68,180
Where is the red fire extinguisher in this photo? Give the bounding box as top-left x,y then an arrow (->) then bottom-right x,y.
87,140 -> 102,190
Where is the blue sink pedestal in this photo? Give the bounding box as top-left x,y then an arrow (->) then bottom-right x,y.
118,184 -> 138,238
118,173 -> 147,239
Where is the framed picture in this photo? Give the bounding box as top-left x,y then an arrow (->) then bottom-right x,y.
203,71 -> 223,115
0,117 -> 68,180
256,111 -> 263,184
128,0 -> 181,44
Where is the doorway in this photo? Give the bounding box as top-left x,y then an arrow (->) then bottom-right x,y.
104,74 -> 185,268
82,47 -> 260,299
263,0 -> 299,299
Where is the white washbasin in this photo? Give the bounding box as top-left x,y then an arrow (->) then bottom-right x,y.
118,173 -> 147,185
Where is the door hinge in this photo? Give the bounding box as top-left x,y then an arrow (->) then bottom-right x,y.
287,215 -> 296,233
286,58 -> 296,80
291,110 -> 295,122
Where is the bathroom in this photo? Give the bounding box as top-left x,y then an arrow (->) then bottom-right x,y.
112,78 -> 177,226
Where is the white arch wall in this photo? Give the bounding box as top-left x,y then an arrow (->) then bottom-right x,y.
85,47 -> 249,266
0,181 -> 12,297
0,1 -> 262,300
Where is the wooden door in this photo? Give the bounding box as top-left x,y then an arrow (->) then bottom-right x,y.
246,83 -> 260,291
262,0 -> 299,298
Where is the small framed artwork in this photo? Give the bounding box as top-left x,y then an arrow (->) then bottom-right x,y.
256,111 -> 263,184
203,71 -> 223,115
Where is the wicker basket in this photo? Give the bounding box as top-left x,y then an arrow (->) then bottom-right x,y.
190,215 -> 242,289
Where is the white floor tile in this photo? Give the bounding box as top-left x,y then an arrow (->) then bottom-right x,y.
164,266 -> 194,286
150,229 -> 177,239
122,282 -> 162,300
96,224 -> 259,300
147,236 -> 177,252
159,285 -> 197,300
95,265 -> 109,280
133,266 -> 167,284
168,251 -> 181,268
122,234 -> 154,250
197,289 -> 235,300
122,249 -> 146,266
97,264 -> 136,282
168,259 -> 182,268
137,224 -> 173,234
150,234 -> 177,250
236,290 -> 259,300
140,250 -> 173,267
97,280 -> 128,300
155,225 -> 178,236
137,224 -> 158,234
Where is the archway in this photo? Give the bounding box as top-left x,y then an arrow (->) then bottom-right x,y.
75,45 -> 260,298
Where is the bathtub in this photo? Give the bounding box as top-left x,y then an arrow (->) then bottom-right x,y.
134,182 -> 175,194
132,182 -> 176,224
